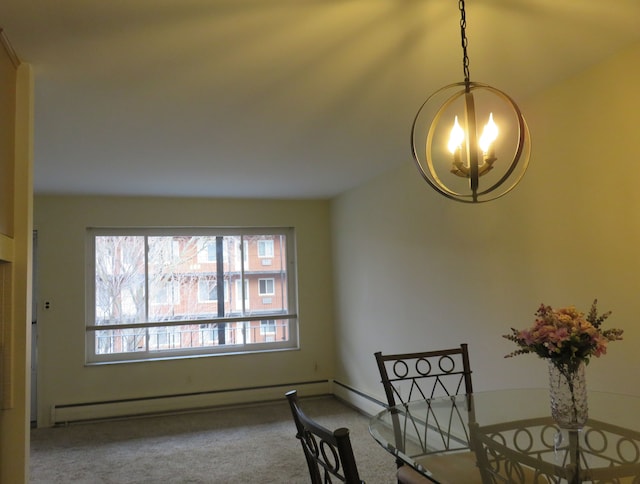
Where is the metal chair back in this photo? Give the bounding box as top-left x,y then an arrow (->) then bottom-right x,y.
375,344 -> 473,408
286,390 -> 364,484
375,345 -> 476,481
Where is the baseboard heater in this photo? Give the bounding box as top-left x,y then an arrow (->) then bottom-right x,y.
332,380 -> 386,417
52,379 -> 331,425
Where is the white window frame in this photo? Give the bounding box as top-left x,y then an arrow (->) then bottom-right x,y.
85,227 -> 298,363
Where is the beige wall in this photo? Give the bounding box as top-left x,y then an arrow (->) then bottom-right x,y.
331,41 -> 640,412
33,196 -> 334,427
0,36 -> 15,237
0,53 -> 33,484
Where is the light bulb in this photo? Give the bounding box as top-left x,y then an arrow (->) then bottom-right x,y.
479,113 -> 498,153
448,116 -> 465,154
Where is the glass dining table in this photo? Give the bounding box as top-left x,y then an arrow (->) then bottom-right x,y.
369,388 -> 640,483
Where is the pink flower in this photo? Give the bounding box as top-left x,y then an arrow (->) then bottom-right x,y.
503,299 -> 623,366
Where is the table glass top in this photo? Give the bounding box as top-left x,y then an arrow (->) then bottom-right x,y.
369,389 -> 640,483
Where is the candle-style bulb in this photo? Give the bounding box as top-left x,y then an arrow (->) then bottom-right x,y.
479,113 -> 498,153
448,116 -> 465,154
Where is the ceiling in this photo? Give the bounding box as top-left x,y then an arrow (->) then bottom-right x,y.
1,0 -> 639,199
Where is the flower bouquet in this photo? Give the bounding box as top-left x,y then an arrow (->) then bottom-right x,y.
503,299 -> 623,428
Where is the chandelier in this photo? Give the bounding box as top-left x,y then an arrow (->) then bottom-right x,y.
411,0 -> 531,203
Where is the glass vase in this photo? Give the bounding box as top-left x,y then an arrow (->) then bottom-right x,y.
548,360 -> 588,429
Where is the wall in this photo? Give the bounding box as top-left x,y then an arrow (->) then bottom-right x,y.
0,34 -> 15,237
33,196 -> 334,427
0,38 -> 33,484
331,42 -> 640,413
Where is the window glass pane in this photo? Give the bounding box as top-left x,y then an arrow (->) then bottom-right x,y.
148,236 -> 230,322
94,328 -> 146,354
95,236 -> 146,325
148,236 -> 195,322
146,324 -> 242,350
88,229 -> 296,362
250,319 -> 288,343
245,235 -> 287,314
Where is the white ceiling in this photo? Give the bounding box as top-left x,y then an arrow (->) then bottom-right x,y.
1,0 -> 639,199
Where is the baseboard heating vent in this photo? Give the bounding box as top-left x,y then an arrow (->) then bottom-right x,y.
52,379 -> 330,425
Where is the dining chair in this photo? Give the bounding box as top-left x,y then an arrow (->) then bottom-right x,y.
286,390 -> 430,484
286,390 -> 364,484
374,344 -> 478,483
471,416 -> 640,483
374,344 -> 473,407
470,419 -> 557,483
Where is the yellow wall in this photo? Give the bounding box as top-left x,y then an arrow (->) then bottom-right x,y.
33,196 -> 334,426
0,46 -> 33,484
0,35 -> 15,237
331,41 -> 640,410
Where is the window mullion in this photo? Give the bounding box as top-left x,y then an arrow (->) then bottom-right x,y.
216,236 -> 226,345
240,236 -> 246,316
279,234 -> 286,310
144,236 -> 150,352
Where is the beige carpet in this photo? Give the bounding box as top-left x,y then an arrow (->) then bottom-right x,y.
30,396 -> 399,483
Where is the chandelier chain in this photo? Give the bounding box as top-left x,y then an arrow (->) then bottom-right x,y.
458,0 -> 470,87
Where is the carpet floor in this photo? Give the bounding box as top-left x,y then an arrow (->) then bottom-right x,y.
30,395 -> 398,483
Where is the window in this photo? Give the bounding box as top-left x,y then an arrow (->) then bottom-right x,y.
260,320 -> 276,335
199,240 -> 216,262
197,237 -> 229,263
234,279 -> 249,311
86,228 -> 298,363
257,239 -> 274,258
197,279 -> 228,302
150,280 -> 180,305
258,278 -> 275,296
